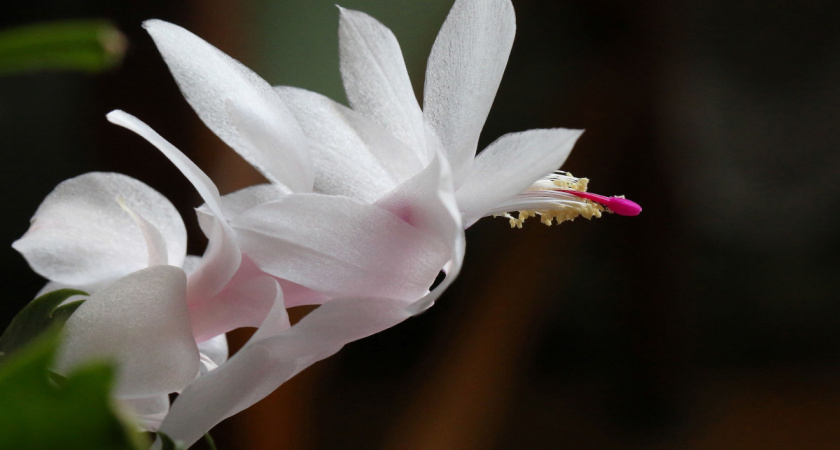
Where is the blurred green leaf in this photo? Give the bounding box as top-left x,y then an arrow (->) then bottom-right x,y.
0,20 -> 127,74
0,289 -> 87,359
204,432 -> 218,450
0,330 -> 147,450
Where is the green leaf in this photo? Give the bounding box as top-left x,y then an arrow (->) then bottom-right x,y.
204,432 -> 218,450
0,289 -> 88,359
0,20 -> 127,75
0,330 -> 148,450
50,299 -> 85,323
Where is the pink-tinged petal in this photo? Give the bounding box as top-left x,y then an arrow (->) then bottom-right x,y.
12,172 -> 186,286
159,296 -> 412,447
120,395 -> 169,432
107,111 -> 241,301
338,7 -> 429,164
188,269 -> 276,342
375,149 -> 462,260
231,194 -> 450,301
245,281 -> 290,345
423,0 -> 516,185
143,20 -> 312,192
55,266 -> 199,399
278,278 -> 331,309
275,86 -> 423,201
188,217 -> 243,303
456,128 -> 583,226
375,148 -> 466,315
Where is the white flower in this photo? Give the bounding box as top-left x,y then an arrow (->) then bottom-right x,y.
12,172 -> 200,429
90,0 -> 638,444
10,164 -> 273,429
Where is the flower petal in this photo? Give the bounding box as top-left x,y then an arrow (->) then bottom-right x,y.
374,149 -> 464,303
231,194 -> 450,300
423,0 -> 516,185
107,110 -> 241,301
455,128 -> 583,226
188,269 -> 277,342
275,86 -> 423,202
197,334 -> 228,375
12,172 -> 186,286
143,19 -> 312,192
120,395 -> 170,432
196,183 -> 287,238
159,296 -> 412,447
338,7 -> 429,164
375,148 -> 466,315
118,199 -> 169,267
55,265 -> 199,399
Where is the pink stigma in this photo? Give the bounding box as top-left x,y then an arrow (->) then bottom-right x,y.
559,190 -> 642,216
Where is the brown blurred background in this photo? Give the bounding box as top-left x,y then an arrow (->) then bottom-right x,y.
3,0 -> 840,448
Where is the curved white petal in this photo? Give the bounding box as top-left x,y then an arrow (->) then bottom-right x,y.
406,234 -> 466,316
118,199 -> 169,266
120,395 -> 170,432
159,296 -> 412,447
456,128 -> 583,226
231,194 -> 450,300
196,183 -> 288,238
338,7 -> 429,164
143,19 -> 312,192
12,172 -> 186,286
55,265 -> 199,399
275,86 -> 423,202
245,279 -> 290,345
107,110 -> 241,301
197,334 -> 228,375
423,0 -> 516,185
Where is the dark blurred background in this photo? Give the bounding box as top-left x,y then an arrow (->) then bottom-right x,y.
3,0 -> 840,448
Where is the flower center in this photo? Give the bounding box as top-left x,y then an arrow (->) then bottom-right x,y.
496,171 -> 641,228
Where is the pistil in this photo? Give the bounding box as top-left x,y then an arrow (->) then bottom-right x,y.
495,171 -> 641,228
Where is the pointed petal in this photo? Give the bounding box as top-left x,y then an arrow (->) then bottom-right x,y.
455,128 -> 583,226
12,172 -> 186,286
338,8 -> 429,164
143,20 -> 312,192
120,395 -> 170,432
275,86 -> 423,202
423,0 -> 516,185
107,110 -> 241,300
159,296 -> 412,447
231,194 -> 450,300
55,265 -> 199,399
